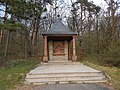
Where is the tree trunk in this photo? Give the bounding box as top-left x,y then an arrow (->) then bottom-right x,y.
24,29 -> 28,59
96,16 -> 100,54
111,0 -> 115,44
4,30 -> 10,60
88,15 -> 92,54
0,5 -> 8,44
31,18 -> 39,57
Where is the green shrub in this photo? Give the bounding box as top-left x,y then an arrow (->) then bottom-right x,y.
101,42 -> 120,67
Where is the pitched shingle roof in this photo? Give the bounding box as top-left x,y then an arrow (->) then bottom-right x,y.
42,19 -> 77,35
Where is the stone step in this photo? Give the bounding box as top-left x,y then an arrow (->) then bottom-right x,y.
26,76 -> 105,81
41,61 -> 81,65
26,75 -> 105,80
30,64 -> 101,74
29,71 -> 102,75
25,77 -> 106,84
48,60 -> 72,62
29,79 -> 107,85
25,62 -> 107,85
26,73 -> 104,79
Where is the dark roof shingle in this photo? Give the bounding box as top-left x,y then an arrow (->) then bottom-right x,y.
42,19 -> 77,35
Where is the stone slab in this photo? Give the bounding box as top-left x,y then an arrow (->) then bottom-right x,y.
29,64 -> 101,75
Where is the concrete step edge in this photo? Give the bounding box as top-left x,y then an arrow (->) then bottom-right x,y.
28,71 -> 102,75
25,77 -> 106,82
25,79 -> 107,85
26,75 -> 105,79
25,78 -> 107,84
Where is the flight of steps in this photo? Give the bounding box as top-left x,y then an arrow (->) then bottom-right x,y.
25,61 -> 107,85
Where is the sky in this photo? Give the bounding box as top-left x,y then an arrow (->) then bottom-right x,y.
0,0 -> 109,18
61,0 -> 107,18
89,0 -> 105,6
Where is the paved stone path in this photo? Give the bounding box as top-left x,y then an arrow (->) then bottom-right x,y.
17,84 -> 112,90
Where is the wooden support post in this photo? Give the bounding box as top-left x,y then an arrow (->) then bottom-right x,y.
43,36 -> 48,62
68,41 -> 71,60
72,35 -> 77,61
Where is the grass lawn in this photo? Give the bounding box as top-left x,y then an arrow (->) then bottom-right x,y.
0,58 -> 39,90
82,57 -> 120,90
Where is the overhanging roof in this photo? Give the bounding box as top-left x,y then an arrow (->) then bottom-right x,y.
42,19 -> 77,35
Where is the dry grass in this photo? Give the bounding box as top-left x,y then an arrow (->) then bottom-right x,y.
82,59 -> 120,90
0,58 -> 39,90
